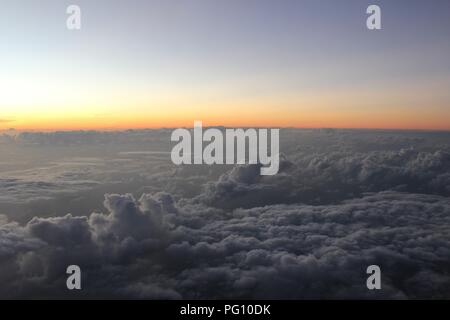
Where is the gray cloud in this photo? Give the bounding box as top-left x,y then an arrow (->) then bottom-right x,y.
197,148 -> 450,210
1,190 -> 450,299
1,129 -> 450,299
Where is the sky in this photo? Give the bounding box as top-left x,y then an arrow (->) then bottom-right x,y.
1,0 -> 450,130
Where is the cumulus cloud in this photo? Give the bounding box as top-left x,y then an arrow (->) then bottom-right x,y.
1,129 -> 450,299
1,189 -> 450,299
0,192 -> 177,298
197,148 -> 450,209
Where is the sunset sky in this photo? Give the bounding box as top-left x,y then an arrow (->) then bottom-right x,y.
1,0 -> 450,130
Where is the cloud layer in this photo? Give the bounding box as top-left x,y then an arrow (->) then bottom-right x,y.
1,129 -> 449,299
1,189 -> 450,299
198,148 -> 450,210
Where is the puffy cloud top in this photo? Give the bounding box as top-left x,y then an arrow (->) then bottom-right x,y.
1,189 -> 450,299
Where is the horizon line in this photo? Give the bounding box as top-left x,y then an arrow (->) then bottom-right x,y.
2,126 -> 450,133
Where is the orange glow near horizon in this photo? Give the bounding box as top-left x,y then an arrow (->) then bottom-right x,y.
2,83 -> 450,131
2,61 -> 450,132
3,110 -> 450,131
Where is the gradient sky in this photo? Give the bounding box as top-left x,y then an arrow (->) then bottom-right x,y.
1,0 -> 450,130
